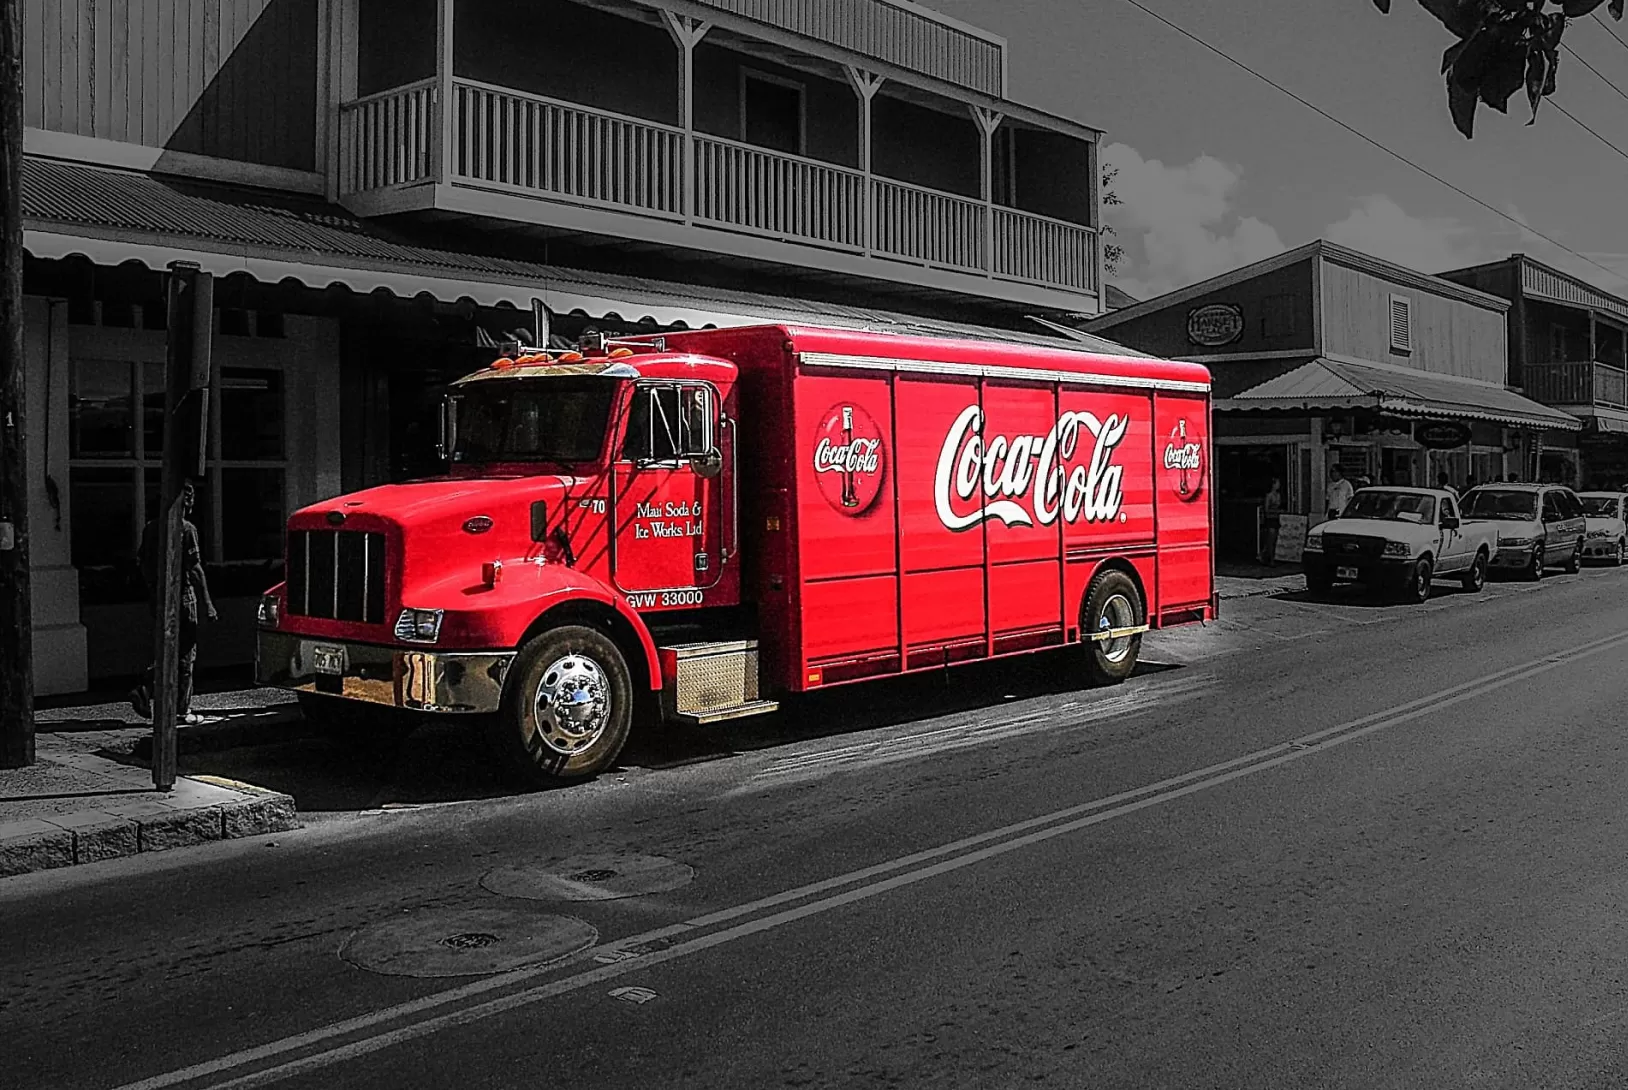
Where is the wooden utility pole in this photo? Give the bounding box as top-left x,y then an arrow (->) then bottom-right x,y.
151,262 -> 213,790
0,0 -> 33,770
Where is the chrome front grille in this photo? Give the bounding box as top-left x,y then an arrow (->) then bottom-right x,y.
287,529 -> 387,624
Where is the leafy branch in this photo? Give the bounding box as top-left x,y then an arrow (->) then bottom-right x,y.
1102,165 -> 1125,276
1372,0 -> 1625,137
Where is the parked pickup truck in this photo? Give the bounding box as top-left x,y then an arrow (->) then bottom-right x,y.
1302,486 -> 1498,603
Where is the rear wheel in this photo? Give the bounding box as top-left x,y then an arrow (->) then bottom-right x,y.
1460,549 -> 1487,592
1565,539 -> 1583,574
1081,569 -> 1144,687
494,624 -> 634,788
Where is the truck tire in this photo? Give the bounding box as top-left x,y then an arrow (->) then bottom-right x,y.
1460,549 -> 1487,592
1565,539 -> 1583,574
1305,566 -> 1332,595
496,625 -> 634,788
1526,544 -> 1545,581
1616,539 -> 1626,567
1402,557 -> 1433,604
1081,569 -> 1144,687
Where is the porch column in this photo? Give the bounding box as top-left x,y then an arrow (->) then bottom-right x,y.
661,12 -> 712,224
969,106 -> 1003,275
318,0 -> 360,202
1309,417 -> 1327,524
844,67 -> 884,254
434,0 -> 455,184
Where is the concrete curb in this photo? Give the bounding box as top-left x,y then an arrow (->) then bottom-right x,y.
1217,581 -> 1302,602
0,776 -> 298,880
128,713 -> 316,759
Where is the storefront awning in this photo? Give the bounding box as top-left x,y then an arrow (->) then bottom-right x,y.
21,157 -> 1137,353
1218,357 -> 1582,432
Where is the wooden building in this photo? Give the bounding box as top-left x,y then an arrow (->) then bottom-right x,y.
1082,241 -> 1580,563
17,0 -> 1114,694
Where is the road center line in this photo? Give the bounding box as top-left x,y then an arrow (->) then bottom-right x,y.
113,626 -> 1628,1090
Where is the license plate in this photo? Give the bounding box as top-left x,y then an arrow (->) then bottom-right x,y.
1336,566 -> 1359,580
310,645 -> 347,676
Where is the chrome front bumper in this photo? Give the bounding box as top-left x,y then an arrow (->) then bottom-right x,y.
255,630 -> 515,714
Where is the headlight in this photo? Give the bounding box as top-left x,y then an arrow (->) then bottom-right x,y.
1499,533 -> 1537,546
394,608 -> 444,644
257,594 -> 280,629
1304,534 -> 1323,552
1382,541 -> 1412,557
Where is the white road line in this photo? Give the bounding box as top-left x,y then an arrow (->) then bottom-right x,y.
111,626 -> 1628,1090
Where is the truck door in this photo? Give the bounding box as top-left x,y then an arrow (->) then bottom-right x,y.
612,381 -> 725,602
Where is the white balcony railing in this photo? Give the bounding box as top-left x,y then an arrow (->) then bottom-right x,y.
339,82 -> 1097,296
694,134 -> 867,250
338,78 -> 437,193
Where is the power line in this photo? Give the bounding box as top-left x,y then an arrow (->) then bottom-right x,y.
1552,99 -> 1628,166
1114,0 -> 1628,286
1562,42 -> 1628,106
1592,11 -> 1628,55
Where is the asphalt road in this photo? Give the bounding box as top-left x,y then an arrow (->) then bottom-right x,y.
6,564 -> 1628,1090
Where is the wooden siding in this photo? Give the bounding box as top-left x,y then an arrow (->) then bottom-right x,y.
22,0 -> 318,171
1089,258 -> 1317,363
1319,260 -> 1506,384
692,0 -> 1004,96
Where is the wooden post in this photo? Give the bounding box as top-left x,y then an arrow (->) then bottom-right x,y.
969,106 -> 1003,275
151,264 -> 214,791
843,67 -> 884,255
661,12 -> 711,224
0,0 -> 31,769
435,0 -> 455,184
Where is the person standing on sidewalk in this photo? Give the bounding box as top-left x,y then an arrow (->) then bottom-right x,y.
129,479 -> 217,724
1326,465 -> 1355,522
1260,478 -> 1284,566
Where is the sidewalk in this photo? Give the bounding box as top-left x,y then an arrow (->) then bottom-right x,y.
1215,561 -> 1305,601
1,690 -> 304,879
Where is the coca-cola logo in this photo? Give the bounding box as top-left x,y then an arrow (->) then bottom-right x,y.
1163,420 -> 1205,502
934,406 -> 1128,531
812,403 -> 885,515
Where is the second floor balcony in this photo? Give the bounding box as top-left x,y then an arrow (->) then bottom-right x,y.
1523,360 -> 1628,411
332,0 -> 1102,313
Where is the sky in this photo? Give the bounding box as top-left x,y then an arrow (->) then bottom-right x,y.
924,0 -> 1628,301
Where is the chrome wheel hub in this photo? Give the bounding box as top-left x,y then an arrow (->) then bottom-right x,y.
1097,593 -> 1136,664
532,654 -> 611,756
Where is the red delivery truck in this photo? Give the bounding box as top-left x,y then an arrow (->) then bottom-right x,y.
256,325 -> 1216,786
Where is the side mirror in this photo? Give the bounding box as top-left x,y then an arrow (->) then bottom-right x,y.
437,396 -> 459,462
689,447 -> 723,480
1441,515 -> 1460,530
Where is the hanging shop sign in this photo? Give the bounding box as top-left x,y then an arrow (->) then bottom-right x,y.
1415,421 -> 1472,449
1186,304 -> 1244,347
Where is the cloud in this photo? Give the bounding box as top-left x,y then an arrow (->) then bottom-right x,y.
1324,196 -> 1483,276
1504,202 -> 1628,293
1102,142 -> 1285,299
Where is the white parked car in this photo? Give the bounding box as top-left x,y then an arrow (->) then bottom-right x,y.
1577,491 -> 1628,565
1302,486 -> 1499,603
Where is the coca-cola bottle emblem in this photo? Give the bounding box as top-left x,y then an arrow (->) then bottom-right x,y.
813,403 -> 885,515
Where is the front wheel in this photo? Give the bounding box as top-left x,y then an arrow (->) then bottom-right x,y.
1081,569 -> 1144,687
495,625 -> 634,788
1565,539 -> 1583,574
1616,539 -> 1626,567
1460,550 -> 1487,592
1403,557 -> 1433,604
1526,545 -> 1546,581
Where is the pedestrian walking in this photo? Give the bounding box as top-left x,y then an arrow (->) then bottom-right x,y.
128,480 -> 217,724
1261,478 -> 1283,566
1326,465 -> 1355,521
1436,471 -> 1459,499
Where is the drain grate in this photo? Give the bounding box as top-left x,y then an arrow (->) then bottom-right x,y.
569,869 -> 619,883
440,932 -> 501,950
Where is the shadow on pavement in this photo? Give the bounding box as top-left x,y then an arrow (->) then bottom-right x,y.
166,649 -> 1184,812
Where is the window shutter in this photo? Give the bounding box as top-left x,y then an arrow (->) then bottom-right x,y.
1388,294 -> 1412,353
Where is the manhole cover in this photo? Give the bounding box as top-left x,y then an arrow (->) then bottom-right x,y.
481,853 -> 695,902
341,907 -> 596,978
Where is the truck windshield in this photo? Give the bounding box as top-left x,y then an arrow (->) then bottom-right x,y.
1579,496 -> 1622,517
1341,490 -> 1436,524
452,377 -> 617,465
1462,489 -> 1537,520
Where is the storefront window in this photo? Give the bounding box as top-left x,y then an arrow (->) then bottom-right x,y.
68,358 -> 287,605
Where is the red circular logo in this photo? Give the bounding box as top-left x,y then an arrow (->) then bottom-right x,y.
812,403 -> 886,515
1163,420 -> 1205,502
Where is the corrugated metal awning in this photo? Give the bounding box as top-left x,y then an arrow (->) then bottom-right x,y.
1218,357 -> 1582,432
21,156 -> 1139,354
